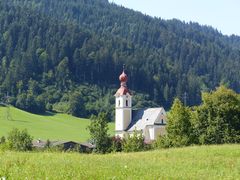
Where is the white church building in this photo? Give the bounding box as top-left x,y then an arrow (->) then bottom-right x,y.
115,68 -> 167,141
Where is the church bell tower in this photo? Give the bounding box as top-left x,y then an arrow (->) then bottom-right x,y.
115,66 -> 132,135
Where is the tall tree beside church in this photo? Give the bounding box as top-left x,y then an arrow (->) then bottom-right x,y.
166,98 -> 194,147
88,112 -> 111,153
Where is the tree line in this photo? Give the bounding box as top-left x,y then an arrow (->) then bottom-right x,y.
2,86 -> 238,153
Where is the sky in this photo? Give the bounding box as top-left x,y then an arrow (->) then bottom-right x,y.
109,0 -> 239,36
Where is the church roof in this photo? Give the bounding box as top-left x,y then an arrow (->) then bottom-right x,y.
127,108 -> 166,132
115,86 -> 131,96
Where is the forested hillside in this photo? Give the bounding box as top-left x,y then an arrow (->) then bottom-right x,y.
0,0 -> 239,119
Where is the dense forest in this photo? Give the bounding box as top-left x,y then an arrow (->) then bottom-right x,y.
0,0 -> 239,119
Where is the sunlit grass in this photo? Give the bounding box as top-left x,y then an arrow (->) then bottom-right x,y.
0,106 -> 114,142
0,145 -> 239,179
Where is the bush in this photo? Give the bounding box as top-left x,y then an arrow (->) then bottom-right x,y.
122,130 -> 145,152
7,128 -> 33,151
0,136 -> 7,151
111,136 -> 123,152
153,135 -> 172,149
0,136 -> 6,144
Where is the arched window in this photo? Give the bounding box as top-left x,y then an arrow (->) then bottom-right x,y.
126,100 -> 128,107
161,119 -> 164,124
118,100 -> 120,107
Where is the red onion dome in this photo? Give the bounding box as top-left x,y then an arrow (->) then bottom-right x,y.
119,71 -> 128,82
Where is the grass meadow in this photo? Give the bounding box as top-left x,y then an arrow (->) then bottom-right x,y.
0,106 -> 114,142
0,145 -> 240,179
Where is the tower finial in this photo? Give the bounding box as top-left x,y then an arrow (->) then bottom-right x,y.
123,64 -> 125,71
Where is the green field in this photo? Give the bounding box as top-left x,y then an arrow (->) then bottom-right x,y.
0,145 -> 239,179
0,106 -> 114,142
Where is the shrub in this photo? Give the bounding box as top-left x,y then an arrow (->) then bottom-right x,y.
122,130 -> 145,152
111,136 -> 123,152
153,135 -> 172,149
7,128 -> 33,151
0,136 -> 7,151
0,136 -> 6,144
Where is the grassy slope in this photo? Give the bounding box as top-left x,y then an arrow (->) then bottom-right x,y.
0,145 -> 239,179
0,106 -> 114,142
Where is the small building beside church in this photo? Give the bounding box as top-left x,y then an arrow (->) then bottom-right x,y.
115,68 -> 167,141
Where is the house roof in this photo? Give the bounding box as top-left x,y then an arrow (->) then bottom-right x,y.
32,140 -> 94,148
127,108 -> 166,132
80,142 -> 96,148
32,140 -> 48,148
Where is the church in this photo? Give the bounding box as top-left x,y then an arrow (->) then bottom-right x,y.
115,68 -> 167,141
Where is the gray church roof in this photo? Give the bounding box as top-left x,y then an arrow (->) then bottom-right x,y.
127,108 -> 165,132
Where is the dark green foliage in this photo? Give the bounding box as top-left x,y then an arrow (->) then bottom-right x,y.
68,91 -> 86,117
88,112 -> 111,153
193,86 -> 240,144
158,86 -> 240,148
0,0 -> 239,117
0,136 -> 6,144
122,130 -> 145,152
7,128 -> 33,151
111,136 -> 123,152
15,93 -> 45,114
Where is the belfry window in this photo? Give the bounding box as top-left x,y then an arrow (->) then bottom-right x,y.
118,100 -> 120,107
126,100 -> 128,107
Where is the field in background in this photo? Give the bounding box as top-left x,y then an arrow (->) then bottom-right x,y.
0,106 -> 114,142
0,145 -> 239,179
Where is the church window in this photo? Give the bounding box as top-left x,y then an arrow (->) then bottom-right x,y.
161,119 -> 164,124
118,100 -> 120,107
126,100 -> 128,107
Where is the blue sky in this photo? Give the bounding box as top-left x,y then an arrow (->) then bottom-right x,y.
109,0 -> 239,36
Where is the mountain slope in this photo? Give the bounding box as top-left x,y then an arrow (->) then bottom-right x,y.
0,0 -> 239,114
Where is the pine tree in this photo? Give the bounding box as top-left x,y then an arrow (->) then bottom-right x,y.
88,112 -> 111,153
166,98 -> 193,147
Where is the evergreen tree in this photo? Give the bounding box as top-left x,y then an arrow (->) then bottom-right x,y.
166,98 -> 194,147
88,112 -> 111,153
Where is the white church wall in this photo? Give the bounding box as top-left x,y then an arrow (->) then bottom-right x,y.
123,109 -> 131,130
154,126 -> 166,139
115,109 -> 124,131
149,127 -> 155,141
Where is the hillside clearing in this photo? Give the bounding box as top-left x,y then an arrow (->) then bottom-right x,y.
0,106 -> 114,142
0,145 -> 239,179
